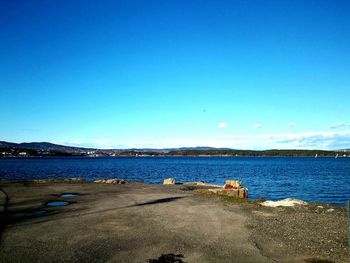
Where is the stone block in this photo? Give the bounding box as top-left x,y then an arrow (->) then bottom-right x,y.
225,180 -> 242,188
163,178 -> 176,185
208,188 -> 248,199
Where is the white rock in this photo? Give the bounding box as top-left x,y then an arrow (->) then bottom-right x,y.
94,179 -> 103,183
261,198 -> 307,207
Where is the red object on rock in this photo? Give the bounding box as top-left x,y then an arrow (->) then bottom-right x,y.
224,184 -> 238,190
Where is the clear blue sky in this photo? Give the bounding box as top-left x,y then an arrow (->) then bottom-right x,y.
1,0 -> 350,149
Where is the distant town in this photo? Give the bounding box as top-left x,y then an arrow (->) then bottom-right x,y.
1,141 -> 349,158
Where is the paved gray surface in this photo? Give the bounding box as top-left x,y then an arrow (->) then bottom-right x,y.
0,182 -> 273,263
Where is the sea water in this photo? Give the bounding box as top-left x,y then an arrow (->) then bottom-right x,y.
0,156 -> 349,205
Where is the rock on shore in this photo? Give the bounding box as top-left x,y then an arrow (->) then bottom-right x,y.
93,178 -> 126,184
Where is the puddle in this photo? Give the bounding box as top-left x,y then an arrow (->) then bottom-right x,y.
59,194 -> 78,198
32,210 -> 47,216
46,201 -> 70,207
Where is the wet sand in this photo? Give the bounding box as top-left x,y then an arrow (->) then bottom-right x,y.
0,180 -> 348,263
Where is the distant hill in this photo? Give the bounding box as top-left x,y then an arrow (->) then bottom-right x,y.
0,140 -> 347,157
0,141 -> 232,153
0,141 -> 94,152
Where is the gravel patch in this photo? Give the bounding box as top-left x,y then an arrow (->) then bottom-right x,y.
245,203 -> 348,263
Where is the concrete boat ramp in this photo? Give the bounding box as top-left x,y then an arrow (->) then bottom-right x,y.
0,180 -> 348,263
0,181 -> 270,263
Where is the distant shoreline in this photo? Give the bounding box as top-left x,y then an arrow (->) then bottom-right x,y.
1,155 -> 350,159
1,141 -> 350,158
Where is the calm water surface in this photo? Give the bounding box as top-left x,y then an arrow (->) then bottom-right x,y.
0,157 -> 349,205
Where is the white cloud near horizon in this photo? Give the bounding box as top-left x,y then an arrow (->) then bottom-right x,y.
330,122 -> 350,129
217,130 -> 350,150
152,130 -> 349,150
61,129 -> 350,150
218,122 -> 228,129
253,123 -> 262,129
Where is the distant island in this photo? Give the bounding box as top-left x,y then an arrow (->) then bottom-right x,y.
0,141 -> 349,158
